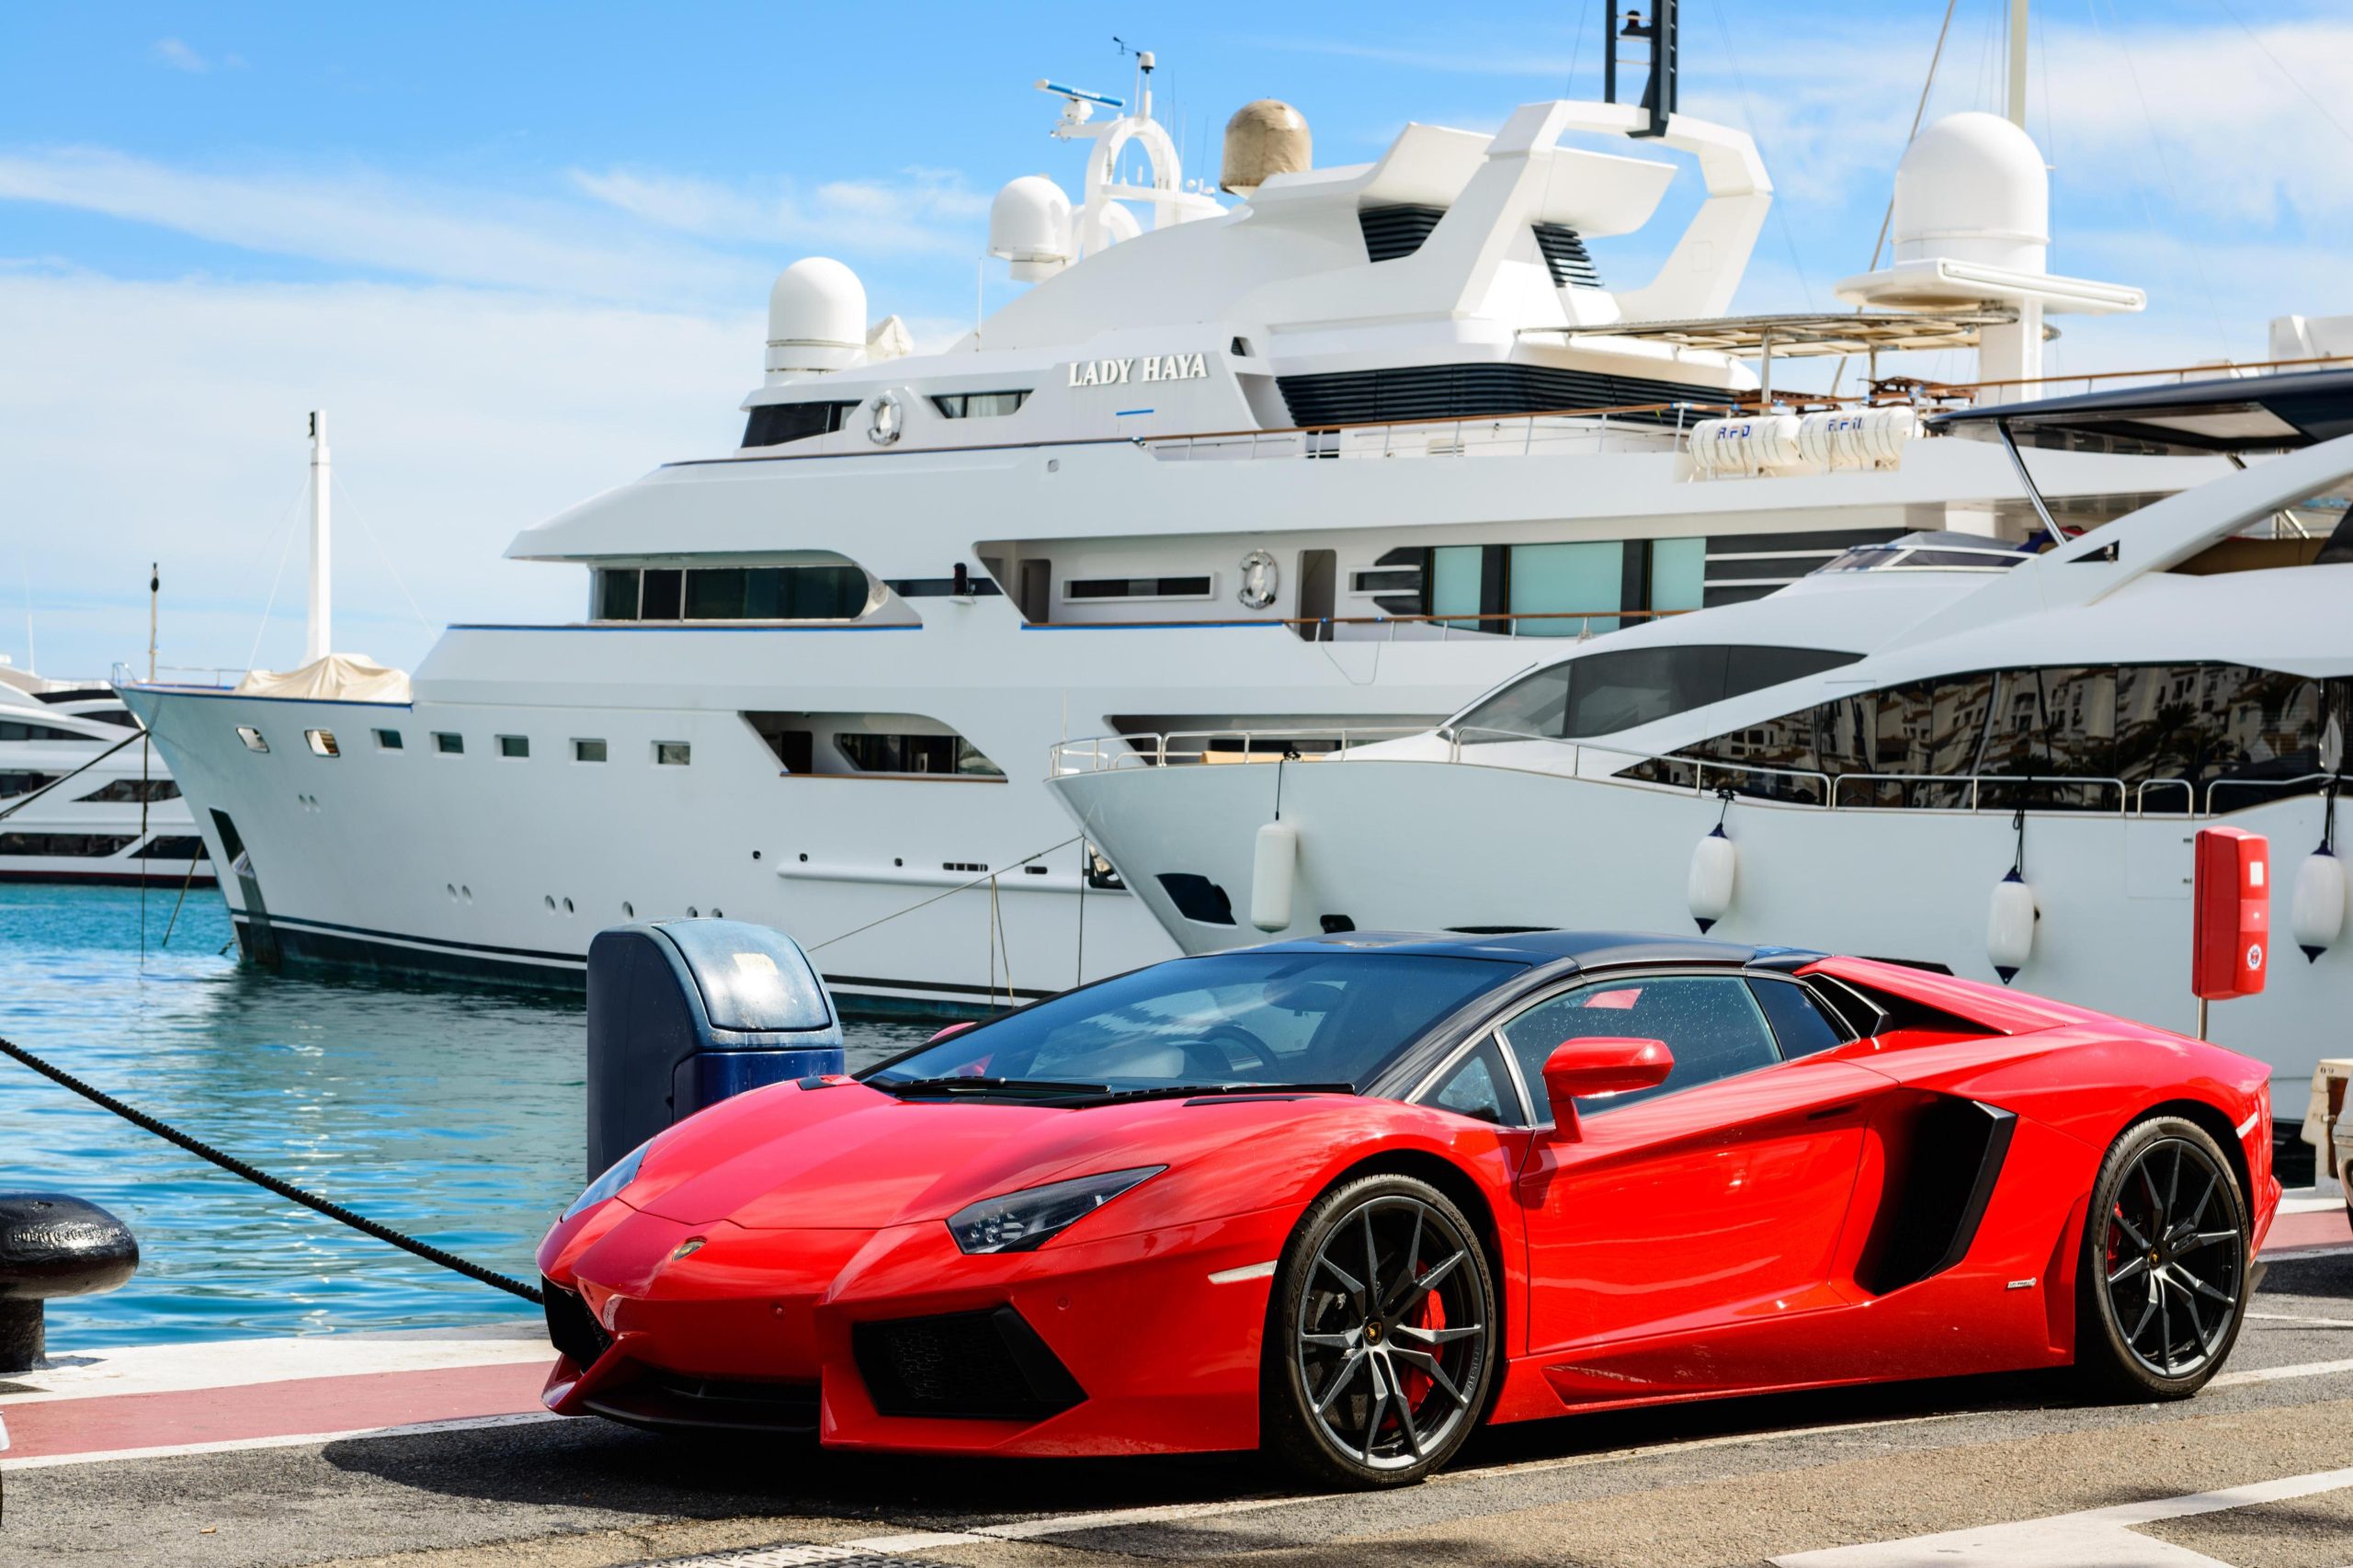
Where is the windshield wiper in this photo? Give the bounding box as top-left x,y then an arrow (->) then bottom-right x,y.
1052,1081 -> 1358,1107
874,1076 -> 1110,1098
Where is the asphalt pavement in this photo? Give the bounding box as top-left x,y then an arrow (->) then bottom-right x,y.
8,1252 -> 2352,1568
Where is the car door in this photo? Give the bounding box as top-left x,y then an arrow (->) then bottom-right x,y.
1502,971 -> 1886,1392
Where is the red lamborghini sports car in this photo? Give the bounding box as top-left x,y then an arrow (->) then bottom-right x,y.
536,931 -> 2279,1487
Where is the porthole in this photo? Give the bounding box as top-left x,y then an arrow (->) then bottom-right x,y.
460,885 -> 472,903
543,894 -> 555,911
235,726 -> 269,754
304,729 -> 340,757
562,897 -> 574,915
446,883 -> 458,901
621,901 -> 635,918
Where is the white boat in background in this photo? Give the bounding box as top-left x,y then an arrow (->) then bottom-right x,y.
116,17 -> 2343,1013
0,660 -> 211,886
1049,371 -> 2353,1110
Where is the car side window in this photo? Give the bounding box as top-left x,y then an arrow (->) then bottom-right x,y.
1499,975 -> 1781,1123
1421,1039 -> 1518,1125
1746,977 -> 1850,1059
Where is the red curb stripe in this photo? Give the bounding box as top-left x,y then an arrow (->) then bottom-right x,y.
2267,1208 -> 2352,1253
4,1359 -> 551,1460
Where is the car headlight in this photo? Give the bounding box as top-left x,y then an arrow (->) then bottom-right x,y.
946,1165 -> 1165,1255
562,1143 -> 651,1221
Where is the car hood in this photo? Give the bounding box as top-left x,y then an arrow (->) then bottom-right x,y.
620,1079 -> 1337,1231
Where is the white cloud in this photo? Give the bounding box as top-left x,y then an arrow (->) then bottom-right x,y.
0,271 -> 757,678
152,39 -> 208,74
568,165 -> 990,256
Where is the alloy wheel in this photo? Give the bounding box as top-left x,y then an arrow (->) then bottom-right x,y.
1293,1193 -> 1487,1472
2100,1136 -> 2245,1379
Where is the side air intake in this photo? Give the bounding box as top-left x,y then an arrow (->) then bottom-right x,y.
1856,1097 -> 2018,1297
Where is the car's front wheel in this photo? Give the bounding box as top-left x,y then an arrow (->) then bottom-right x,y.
1260,1174 -> 1496,1489
2075,1115 -> 2250,1400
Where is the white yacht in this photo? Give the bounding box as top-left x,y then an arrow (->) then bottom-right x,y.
120,36 -> 2270,1013
1050,371 -> 2353,1108
0,662 -> 210,885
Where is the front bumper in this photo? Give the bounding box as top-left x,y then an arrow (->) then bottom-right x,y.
539,1199 -> 1295,1459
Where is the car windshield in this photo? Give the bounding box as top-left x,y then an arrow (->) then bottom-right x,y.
865,950 -> 1519,1097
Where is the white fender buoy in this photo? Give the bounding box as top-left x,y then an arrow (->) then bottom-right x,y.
1987,869 -> 2036,984
1251,820 -> 1298,933
2291,846 -> 2346,962
1688,825 -> 1736,934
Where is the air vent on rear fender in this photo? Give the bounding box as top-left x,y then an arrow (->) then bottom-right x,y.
1533,223 -> 1603,289
1360,205 -> 1447,262
1856,1097 -> 2018,1296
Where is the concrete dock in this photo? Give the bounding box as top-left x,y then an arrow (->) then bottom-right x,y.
5,1202 -> 2348,1567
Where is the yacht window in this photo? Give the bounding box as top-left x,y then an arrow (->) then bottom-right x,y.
597,569 -> 641,620
1064,576 -> 1213,601
236,725 -> 269,754
498,735 -> 529,759
0,721 -> 89,743
1155,872 -> 1236,926
1627,663 -> 2353,813
81,778 -> 180,802
932,391 -> 1029,419
1454,645 -> 1860,743
0,833 -> 139,858
434,732 -> 464,755
655,742 -> 691,766
0,772 -> 61,797
741,400 -> 859,449
885,574 -> 1003,598
1429,545 -> 1492,631
135,835 -> 208,860
641,569 -> 684,620
305,729 -> 340,757
573,738 -> 607,763
1508,540 -> 1622,636
1819,533 -> 2032,574
1349,568 -> 1421,593
834,732 -> 1003,778
374,728 -> 404,750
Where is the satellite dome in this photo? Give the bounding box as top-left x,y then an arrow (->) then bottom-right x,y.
1221,99 -> 1312,196
1892,112 -> 2049,275
766,257 -> 866,377
989,176 -> 1073,282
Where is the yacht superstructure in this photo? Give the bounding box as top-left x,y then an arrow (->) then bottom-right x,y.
1049,372 -> 2353,1106
120,45 -> 2277,1012
0,662 -> 210,885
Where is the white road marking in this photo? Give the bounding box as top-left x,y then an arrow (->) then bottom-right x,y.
2209,1355 -> 2353,1388
1207,1259 -> 1278,1285
0,1410 -> 560,1471
2246,1310 -> 2353,1329
1772,1464 -> 2353,1567
837,1532 -> 985,1553
2277,1192 -> 2345,1215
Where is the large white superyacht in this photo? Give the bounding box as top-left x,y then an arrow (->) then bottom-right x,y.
123,33 -> 2264,1013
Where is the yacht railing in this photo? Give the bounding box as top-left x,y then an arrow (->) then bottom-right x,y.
1040,608 -> 1681,641
1060,723 -> 2331,821
1142,403 -> 1716,464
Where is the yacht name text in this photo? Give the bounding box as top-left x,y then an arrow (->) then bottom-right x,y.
1066,353 -> 1210,389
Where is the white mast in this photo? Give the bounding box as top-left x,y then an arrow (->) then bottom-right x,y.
305,410 -> 332,664
2006,0 -> 2030,131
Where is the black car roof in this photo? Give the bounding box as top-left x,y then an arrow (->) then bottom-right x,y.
1237,929 -> 1810,971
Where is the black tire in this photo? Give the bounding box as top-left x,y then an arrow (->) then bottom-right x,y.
1260,1174 -> 1496,1489
2075,1115 -> 2250,1400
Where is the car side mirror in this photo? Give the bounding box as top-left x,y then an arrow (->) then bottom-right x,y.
1541,1036 -> 1673,1124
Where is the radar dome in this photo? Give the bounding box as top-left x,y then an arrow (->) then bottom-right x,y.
1221,99 -> 1311,196
1892,112 -> 2049,275
989,176 -> 1073,282
766,256 -> 866,378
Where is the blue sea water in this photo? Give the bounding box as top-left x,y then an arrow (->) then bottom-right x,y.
0,883 -> 931,1349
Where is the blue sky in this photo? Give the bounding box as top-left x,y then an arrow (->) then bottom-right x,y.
4,2 -> 2348,677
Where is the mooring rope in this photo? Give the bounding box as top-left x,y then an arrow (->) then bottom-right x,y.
0,730 -> 143,823
0,1036 -> 542,1304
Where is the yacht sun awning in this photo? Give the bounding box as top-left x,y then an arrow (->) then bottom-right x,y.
1525,309 -> 2018,358
1927,367 -> 2353,453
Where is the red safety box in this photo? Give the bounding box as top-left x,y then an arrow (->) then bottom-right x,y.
2192,826 -> 2270,1001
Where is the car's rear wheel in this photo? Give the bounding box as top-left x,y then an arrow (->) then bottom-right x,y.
2075,1115 -> 2249,1400
1261,1174 -> 1495,1489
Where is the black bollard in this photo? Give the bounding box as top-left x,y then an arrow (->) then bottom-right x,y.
0,1194 -> 139,1372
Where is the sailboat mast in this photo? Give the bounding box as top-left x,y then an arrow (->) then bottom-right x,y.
306,410 -> 332,665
